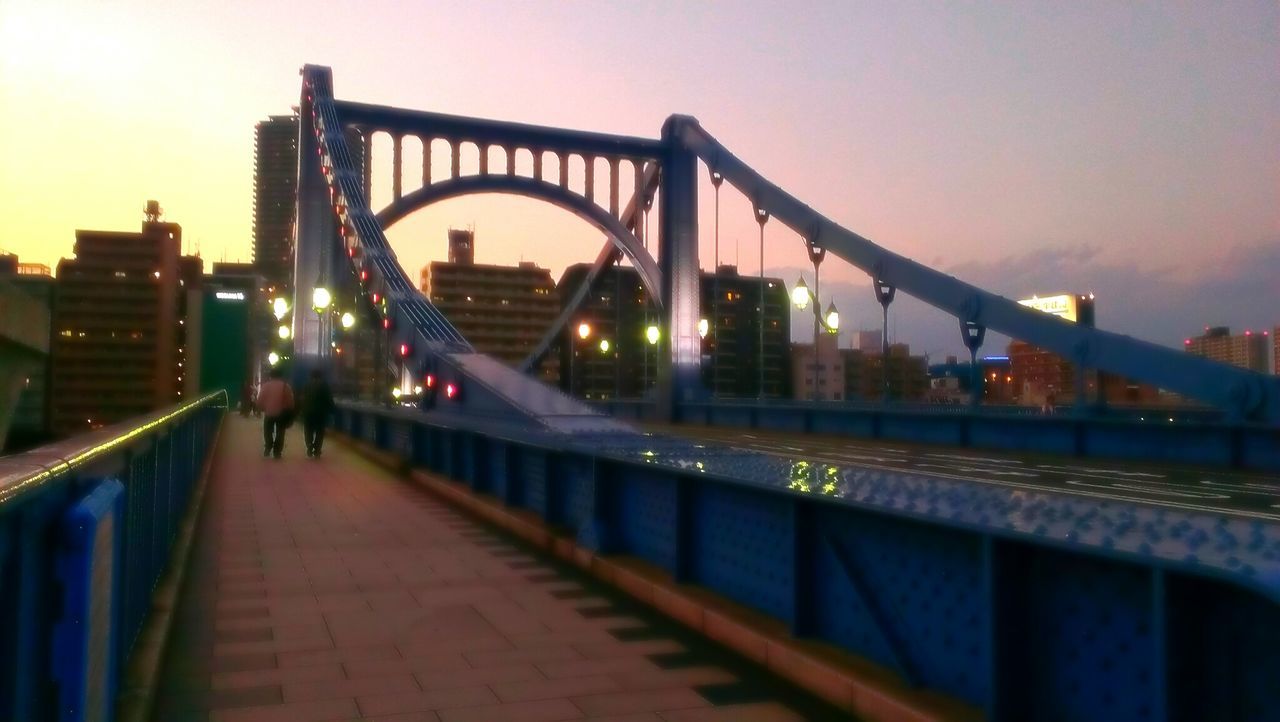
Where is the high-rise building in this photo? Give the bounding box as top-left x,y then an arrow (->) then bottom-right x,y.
1009,292 -> 1100,405
1,258 -> 54,450
842,343 -> 928,401
791,333 -> 844,400
1184,326 -> 1268,373
701,265 -> 791,398
252,114 -> 365,293
557,263 -> 791,399
420,231 -> 560,383
851,329 -> 882,353
252,114 -> 299,289
50,202 -> 203,435
200,264 -> 263,402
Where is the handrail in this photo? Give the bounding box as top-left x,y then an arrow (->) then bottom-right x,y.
0,389 -> 228,507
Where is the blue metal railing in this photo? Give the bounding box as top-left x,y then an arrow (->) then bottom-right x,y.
0,391 -> 226,722
336,400 -> 1280,722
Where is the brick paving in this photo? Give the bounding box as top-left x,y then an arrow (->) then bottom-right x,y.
152,416 -> 853,721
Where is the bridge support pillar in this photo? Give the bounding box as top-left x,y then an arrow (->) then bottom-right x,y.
293,82 -> 338,386
658,116 -> 703,420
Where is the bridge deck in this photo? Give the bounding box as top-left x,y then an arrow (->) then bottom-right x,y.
653,424 -> 1280,520
153,416 -> 847,722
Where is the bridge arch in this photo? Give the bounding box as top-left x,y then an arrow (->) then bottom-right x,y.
374,174 -> 663,304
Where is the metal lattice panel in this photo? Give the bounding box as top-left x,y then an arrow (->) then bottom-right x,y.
522,449 -> 548,515
813,506 -> 986,702
1025,550 -> 1156,722
614,468 -> 676,569
690,484 -> 793,620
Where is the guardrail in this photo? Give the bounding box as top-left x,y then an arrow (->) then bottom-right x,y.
595,399 -> 1279,472
0,391 -> 226,722
336,400 -> 1280,722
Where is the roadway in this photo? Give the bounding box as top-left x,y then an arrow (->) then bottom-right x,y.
646,424 -> 1280,521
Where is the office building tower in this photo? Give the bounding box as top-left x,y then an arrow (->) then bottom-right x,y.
792,333 -> 844,400
253,114 -> 365,293
253,114 -> 299,288
852,329 -> 882,353
201,264 -> 264,400
557,263 -> 791,399
420,231 -> 559,382
1184,326 -> 1268,373
0,258 -> 54,449
842,343 -> 929,401
50,202 -> 203,434
1008,293 -> 1103,405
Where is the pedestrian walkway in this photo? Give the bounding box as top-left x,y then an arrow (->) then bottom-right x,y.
152,416 -> 852,722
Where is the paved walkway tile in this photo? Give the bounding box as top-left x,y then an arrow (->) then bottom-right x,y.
152,416 -> 855,721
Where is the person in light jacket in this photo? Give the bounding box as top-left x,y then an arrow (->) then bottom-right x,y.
256,367 -> 294,459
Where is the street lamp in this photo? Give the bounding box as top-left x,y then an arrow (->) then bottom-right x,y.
571,322 -> 591,397
643,324 -> 660,392
791,276 -> 839,401
277,324 -> 291,340
599,338 -> 610,354
267,351 -> 280,366
340,311 -> 355,330
312,286 -> 332,356
312,286 -> 332,311
697,318 -> 709,339
791,277 -> 810,311
272,297 -> 289,320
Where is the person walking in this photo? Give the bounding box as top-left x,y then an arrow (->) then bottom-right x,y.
239,382 -> 254,417
299,369 -> 335,458
256,367 -> 294,459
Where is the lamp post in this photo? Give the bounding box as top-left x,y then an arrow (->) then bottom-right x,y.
791,276 -> 839,401
572,321 -> 591,397
312,286 -> 332,357
644,324 -> 659,393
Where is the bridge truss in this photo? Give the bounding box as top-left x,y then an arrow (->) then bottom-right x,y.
294,64 -> 1280,427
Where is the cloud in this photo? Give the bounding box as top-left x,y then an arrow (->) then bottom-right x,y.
771,239 -> 1280,361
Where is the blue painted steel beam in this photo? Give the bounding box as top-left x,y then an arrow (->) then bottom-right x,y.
676,123 -> 1280,424
658,116 -> 704,412
375,174 -> 663,307
332,100 -> 664,160
521,162 -> 662,373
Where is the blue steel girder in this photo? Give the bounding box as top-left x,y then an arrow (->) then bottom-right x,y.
675,122 -> 1280,425
520,161 -> 663,373
331,100 -> 664,161
374,174 -> 663,308
303,64 -> 636,433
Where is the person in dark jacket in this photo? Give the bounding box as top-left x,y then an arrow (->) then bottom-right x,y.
299,369 -> 336,458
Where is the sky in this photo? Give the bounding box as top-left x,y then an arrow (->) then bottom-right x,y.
1,1 -> 1276,357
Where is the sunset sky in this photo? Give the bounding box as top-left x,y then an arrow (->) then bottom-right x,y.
2,1 -> 1276,355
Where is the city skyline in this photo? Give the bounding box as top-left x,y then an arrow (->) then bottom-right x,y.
2,1 -> 1276,357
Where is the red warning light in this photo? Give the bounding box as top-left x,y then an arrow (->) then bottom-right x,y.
399,343 -> 410,357
445,383 -> 458,399
382,318 -> 391,330
424,374 -> 435,389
